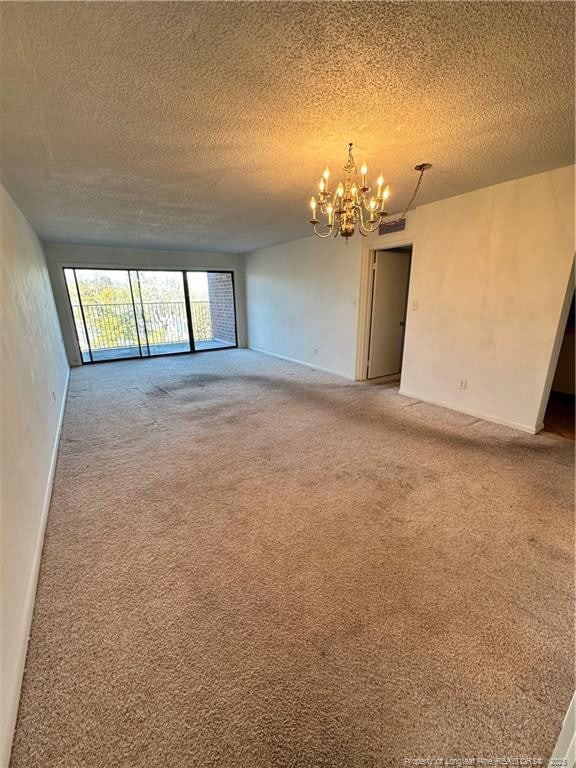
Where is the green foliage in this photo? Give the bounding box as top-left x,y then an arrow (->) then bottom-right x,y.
77,275 -> 131,306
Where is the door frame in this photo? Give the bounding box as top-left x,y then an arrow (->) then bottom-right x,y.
355,233 -> 415,381
62,266 -> 239,365
366,248 -> 412,380
537,260 -> 576,429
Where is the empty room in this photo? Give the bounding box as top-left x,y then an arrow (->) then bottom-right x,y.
0,2 -> 574,766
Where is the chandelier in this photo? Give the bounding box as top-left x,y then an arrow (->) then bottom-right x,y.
308,143 -> 431,240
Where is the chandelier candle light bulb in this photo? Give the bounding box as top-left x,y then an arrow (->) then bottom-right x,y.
310,196 -> 317,221
307,143 -> 431,240
382,185 -> 390,211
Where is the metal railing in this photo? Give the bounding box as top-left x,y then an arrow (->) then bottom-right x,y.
74,300 -> 214,352
188,301 -> 212,341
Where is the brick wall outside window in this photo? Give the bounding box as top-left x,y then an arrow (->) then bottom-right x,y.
207,273 -> 236,344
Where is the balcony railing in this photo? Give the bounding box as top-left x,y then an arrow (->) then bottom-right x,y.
74,300 -> 214,353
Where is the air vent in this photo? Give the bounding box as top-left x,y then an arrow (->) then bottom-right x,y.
378,218 -> 406,235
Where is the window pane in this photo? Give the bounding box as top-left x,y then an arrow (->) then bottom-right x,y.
64,269 -> 91,363
74,269 -> 141,361
187,271 -> 236,350
133,271 -> 190,356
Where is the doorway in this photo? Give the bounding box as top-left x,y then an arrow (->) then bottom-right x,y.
64,268 -> 237,363
366,247 -> 412,380
544,291 -> 575,440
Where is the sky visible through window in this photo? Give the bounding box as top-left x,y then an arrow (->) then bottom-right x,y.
187,271 -> 208,301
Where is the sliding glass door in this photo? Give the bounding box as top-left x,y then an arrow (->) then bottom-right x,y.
131,270 -> 191,357
65,268 -> 141,362
64,268 -> 237,363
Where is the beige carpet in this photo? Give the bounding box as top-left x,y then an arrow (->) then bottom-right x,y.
11,350 -> 574,767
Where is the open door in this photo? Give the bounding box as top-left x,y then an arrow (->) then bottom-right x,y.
367,249 -> 412,379
544,291 -> 575,439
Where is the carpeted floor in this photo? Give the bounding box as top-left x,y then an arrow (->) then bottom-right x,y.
11,350 -> 574,767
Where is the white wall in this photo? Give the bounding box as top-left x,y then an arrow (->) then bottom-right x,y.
245,165 -> 574,433
396,165 -> 574,433
42,242 -> 247,366
245,235 -> 362,379
0,186 -> 69,767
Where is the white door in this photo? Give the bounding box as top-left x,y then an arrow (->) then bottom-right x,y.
367,250 -> 411,379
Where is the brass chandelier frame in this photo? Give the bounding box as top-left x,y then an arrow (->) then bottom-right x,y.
308,143 -> 431,240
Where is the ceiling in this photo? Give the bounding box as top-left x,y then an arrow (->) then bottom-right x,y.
1,2 -> 573,254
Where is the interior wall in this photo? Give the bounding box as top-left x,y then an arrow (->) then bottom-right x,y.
394,164 -> 574,433
246,165 -> 573,433
0,185 -> 69,767
245,235 -> 362,379
42,242 -> 247,366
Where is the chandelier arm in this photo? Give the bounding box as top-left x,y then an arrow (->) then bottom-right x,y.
357,203 -> 383,236
356,203 -> 378,235
365,221 -> 381,234
359,221 -> 381,236
313,222 -> 335,239
355,203 -> 367,233
329,212 -> 339,238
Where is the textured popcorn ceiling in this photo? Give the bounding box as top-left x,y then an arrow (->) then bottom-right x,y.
0,2 -> 574,253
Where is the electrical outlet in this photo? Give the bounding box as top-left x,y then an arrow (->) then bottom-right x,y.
458,379 -> 467,390
411,300 -> 419,311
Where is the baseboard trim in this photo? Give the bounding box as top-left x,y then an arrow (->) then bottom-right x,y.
398,389 -> 541,435
2,368 -> 70,768
248,346 -> 354,380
